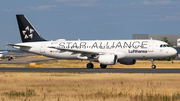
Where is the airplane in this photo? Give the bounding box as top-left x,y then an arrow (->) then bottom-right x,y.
7,15 -> 177,69
0,50 -> 13,61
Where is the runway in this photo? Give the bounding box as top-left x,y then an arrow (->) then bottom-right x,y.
0,68 -> 180,73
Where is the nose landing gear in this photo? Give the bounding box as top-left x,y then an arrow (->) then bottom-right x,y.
151,59 -> 156,69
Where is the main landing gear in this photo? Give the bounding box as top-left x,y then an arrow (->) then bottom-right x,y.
87,60 -> 94,69
86,60 -> 107,69
151,59 -> 156,69
87,63 -> 94,69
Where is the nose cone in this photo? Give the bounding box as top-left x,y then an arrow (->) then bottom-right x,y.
170,48 -> 177,56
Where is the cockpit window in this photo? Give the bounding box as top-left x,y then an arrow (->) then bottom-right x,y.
160,44 -> 170,47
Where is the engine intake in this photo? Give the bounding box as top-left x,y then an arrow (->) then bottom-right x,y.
8,56 -> 13,61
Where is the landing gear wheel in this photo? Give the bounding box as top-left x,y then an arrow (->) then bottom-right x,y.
151,59 -> 156,69
151,65 -> 156,69
100,64 -> 107,69
87,63 -> 94,69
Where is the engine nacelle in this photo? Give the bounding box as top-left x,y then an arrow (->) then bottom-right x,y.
98,54 -> 117,65
118,59 -> 136,65
8,56 -> 13,61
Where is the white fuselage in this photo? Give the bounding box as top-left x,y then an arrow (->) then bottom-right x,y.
12,39 -> 177,60
0,51 -> 9,59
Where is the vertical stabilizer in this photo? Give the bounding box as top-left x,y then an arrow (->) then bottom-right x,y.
16,15 -> 46,42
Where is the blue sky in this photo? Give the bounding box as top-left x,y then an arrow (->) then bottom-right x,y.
0,0 -> 180,49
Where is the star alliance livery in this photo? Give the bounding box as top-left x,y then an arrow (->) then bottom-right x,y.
7,15 -> 177,69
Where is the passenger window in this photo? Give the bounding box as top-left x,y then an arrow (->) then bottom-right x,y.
160,45 -> 162,47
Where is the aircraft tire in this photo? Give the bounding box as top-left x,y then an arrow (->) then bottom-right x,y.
100,64 -> 107,69
87,63 -> 94,69
151,65 -> 156,69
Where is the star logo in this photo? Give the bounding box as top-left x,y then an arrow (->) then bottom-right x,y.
22,26 -> 34,39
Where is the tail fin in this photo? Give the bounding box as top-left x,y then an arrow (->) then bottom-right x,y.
16,15 -> 46,42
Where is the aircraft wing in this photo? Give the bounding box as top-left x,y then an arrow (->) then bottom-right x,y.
6,44 -> 32,48
48,46 -> 105,55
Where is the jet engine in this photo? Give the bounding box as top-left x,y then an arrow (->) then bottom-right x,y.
8,56 -> 13,61
98,54 -> 117,65
118,59 -> 136,65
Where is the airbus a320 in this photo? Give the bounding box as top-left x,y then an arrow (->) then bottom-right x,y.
7,15 -> 177,69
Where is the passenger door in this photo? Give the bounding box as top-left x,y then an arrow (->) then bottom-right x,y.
40,43 -> 46,53
148,41 -> 154,52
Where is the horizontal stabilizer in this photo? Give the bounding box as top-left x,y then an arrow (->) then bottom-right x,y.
6,44 -> 32,48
